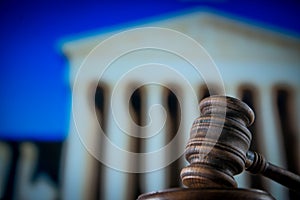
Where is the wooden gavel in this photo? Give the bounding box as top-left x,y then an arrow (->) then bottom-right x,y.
138,95 -> 300,200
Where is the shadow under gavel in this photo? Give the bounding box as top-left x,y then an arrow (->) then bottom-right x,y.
138,96 -> 300,200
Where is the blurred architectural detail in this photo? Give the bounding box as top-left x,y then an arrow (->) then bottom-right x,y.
0,141 -> 62,199
61,11 -> 300,200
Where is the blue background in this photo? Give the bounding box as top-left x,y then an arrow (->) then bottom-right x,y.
0,0 -> 299,140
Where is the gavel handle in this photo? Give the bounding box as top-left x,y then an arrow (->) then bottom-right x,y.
246,151 -> 300,191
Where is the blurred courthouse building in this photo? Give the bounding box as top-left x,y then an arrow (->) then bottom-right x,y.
0,1 -> 300,200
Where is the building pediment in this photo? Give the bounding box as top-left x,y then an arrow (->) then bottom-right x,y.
61,10 -> 300,64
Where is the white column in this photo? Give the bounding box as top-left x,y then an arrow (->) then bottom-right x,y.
101,84 -> 133,200
258,86 -> 288,200
141,85 -> 168,192
62,79 -> 100,200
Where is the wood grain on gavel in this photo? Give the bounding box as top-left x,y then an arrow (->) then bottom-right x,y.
181,96 -> 300,191
138,95 -> 300,200
181,95 -> 254,189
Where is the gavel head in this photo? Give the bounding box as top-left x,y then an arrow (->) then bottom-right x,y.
180,95 -> 255,188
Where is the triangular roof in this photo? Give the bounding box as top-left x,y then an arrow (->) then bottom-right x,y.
61,10 -> 300,86
62,9 -> 300,59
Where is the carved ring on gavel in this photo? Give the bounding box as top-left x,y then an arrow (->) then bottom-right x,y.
180,95 -> 300,191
